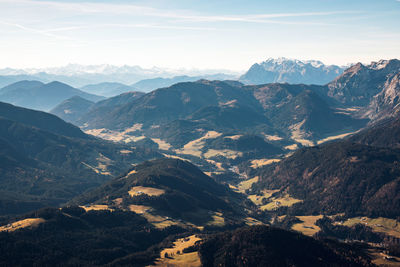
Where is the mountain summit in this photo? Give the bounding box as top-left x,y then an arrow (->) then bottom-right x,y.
240,58 -> 344,85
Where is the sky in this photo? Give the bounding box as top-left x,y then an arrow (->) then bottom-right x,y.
0,0 -> 399,71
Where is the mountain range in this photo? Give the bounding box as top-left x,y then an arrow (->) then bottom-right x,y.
1,58 -> 400,266
0,64 -> 239,88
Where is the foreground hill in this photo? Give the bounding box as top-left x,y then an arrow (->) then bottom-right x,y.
0,210 -> 373,266
252,118 -> 400,218
0,207 -> 186,266
240,58 -> 344,85
199,225 -> 372,267
0,80 -> 104,111
0,103 -> 159,215
72,158 -> 250,227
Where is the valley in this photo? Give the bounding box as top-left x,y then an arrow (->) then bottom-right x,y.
0,58 -> 400,266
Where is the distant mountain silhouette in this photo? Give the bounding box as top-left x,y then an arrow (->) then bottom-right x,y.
0,80 -> 104,111
132,74 -> 236,92
80,82 -> 136,97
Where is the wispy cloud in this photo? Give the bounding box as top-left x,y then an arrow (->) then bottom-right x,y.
42,23 -> 218,33
0,20 -> 73,40
1,0 -> 360,25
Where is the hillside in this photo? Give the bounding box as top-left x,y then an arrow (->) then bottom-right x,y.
252,125 -> 400,218
0,103 -> 160,215
250,83 -> 366,141
72,158 -> 250,226
0,80 -> 104,111
0,101 -> 88,139
50,96 -> 95,123
79,80 -> 261,130
240,58 -> 344,85
350,117 -> 400,148
75,78 -> 370,178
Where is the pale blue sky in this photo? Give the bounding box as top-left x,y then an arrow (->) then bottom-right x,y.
0,0 -> 399,70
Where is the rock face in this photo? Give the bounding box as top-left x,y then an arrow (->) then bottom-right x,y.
364,72 -> 400,120
327,59 -> 400,107
240,58 -> 344,85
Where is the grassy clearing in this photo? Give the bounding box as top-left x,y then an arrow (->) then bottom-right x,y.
250,159 -> 281,169
206,159 -> 225,171
203,149 -> 242,159
85,128 -> 146,143
124,123 -> 143,133
119,149 -> 133,154
128,186 -> 165,197
368,248 -> 400,266
113,198 -> 123,207
151,138 -> 172,150
291,215 -> 323,236
316,132 -> 355,145
247,189 -> 280,206
284,144 -> 298,150
338,217 -> 400,238
206,212 -> 225,227
142,213 -> 181,229
80,205 -> 113,212
289,119 -> 314,147
204,171 -> 223,177
244,217 -> 264,226
163,153 -> 190,162
95,153 -> 113,174
0,218 -> 45,232
224,134 -> 242,140
260,194 -> 302,211
152,235 -> 202,267
236,176 -> 259,193
175,131 -> 222,157
264,134 -> 283,141
129,204 -> 151,214
126,169 -> 137,176
81,162 -> 112,176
